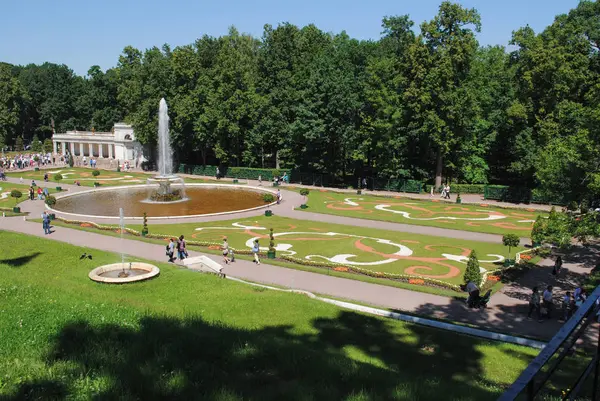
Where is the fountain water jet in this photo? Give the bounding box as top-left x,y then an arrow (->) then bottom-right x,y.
146,98 -> 186,202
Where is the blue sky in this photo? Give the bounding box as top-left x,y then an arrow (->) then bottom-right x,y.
0,0 -> 580,76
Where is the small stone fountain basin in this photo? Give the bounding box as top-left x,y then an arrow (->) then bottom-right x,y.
89,262 -> 160,284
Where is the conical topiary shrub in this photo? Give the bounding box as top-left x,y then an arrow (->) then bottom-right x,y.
463,250 -> 481,285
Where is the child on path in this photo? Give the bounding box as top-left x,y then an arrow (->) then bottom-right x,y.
252,239 -> 260,265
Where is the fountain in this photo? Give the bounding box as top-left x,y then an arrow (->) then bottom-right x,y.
145,98 -> 186,203
89,207 -> 160,284
49,97 -> 278,220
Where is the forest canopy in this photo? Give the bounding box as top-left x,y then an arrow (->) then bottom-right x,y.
1,1 -> 599,202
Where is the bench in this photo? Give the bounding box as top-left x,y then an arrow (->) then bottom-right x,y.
181,256 -> 225,278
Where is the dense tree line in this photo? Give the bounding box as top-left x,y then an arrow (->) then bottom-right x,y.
1,1 -> 599,200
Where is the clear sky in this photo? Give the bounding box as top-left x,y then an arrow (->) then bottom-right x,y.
0,0 -> 581,76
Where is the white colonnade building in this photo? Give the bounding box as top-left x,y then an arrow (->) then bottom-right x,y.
52,123 -> 144,163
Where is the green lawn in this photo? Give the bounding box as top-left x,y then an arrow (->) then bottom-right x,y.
0,182 -> 58,206
5,167 -> 245,188
0,230 -> 537,400
49,215 -> 523,287
301,190 -> 547,237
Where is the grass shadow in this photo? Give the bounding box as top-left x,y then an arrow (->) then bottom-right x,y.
2,312 -> 515,401
0,252 -> 41,268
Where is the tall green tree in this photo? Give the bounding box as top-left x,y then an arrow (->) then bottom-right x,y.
0,63 -> 24,147
404,2 -> 482,188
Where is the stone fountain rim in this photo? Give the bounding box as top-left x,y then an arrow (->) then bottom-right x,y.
89,262 -> 160,284
45,183 -> 278,220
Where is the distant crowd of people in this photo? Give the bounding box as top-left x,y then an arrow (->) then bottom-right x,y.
0,152 -> 63,170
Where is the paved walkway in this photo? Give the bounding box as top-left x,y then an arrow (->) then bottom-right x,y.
1,214 -> 594,341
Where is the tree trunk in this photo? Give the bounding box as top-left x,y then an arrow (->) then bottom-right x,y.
275,149 -> 280,170
435,150 -> 443,189
201,149 -> 207,167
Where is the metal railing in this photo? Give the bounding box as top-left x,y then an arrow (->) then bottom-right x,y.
499,285 -> 600,401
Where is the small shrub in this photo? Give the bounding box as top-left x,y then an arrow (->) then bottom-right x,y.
502,233 -> 520,259
262,193 -> 275,203
92,170 -> 100,177
10,190 -> 22,205
567,201 -> 578,212
269,228 -> 276,252
45,195 -> 57,207
463,250 -> 482,285
54,173 -> 63,182
142,212 -> 148,234
299,189 -> 310,197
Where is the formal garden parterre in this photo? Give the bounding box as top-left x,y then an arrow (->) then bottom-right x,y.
301,190 -> 548,237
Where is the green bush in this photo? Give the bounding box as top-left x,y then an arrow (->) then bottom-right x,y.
269,228 -> 276,252
45,195 -> 57,207
54,173 -> 63,182
92,170 -> 100,177
299,189 -> 310,197
262,193 -> 275,203
10,190 -> 22,205
179,164 -> 289,181
502,233 -> 520,259
463,250 -> 482,285
451,184 -> 487,194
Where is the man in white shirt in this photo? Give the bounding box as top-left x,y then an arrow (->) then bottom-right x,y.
543,286 -> 553,318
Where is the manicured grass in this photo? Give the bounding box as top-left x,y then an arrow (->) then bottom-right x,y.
0,230 -> 537,400
301,190 -> 548,237
0,182 -> 59,206
46,215 -> 523,287
5,167 -> 245,188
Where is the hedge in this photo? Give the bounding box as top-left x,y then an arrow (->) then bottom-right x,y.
179,164 -> 287,181
373,178 -> 422,194
484,185 -> 567,205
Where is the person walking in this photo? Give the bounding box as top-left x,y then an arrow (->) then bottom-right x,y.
258,175 -> 262,186
552,256 -> 563,275
177,235 -> 187,260
222,238 -> 230,264
166,238 -> 176,262
276,189 -> 282,204
542,285 -> 554,319
561,291 -> 572,322
528,286 -> 542,322
252,239 -> 261,265
42,211 -> 51,235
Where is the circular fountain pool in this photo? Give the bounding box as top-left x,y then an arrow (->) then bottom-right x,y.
89,262 -> 160,284
49,184 -> 276,219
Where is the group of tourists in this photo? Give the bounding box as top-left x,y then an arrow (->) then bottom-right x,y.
528,285 -> 588,322
166,235 -> 262,266
0,152 -> 62,170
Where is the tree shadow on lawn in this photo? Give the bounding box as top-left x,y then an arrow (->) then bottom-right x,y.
3,312 -> 512,401
0,252 -> 41,268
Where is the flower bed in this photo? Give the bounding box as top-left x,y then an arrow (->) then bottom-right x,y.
280,255 -> 462,292
55,216 -> 467,292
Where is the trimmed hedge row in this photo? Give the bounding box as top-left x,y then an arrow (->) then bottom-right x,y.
484,186 -> 567,205
179,164 -> 286,181
424,184 -> 491,194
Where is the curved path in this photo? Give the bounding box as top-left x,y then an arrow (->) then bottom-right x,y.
1,175 -> 528,245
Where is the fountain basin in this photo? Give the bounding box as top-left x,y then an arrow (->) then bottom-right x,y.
89,262 -> 160,284
47,183 -> 277,220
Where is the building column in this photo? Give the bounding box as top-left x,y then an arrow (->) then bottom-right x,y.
52,141 -> 57,154
78,143 -> 83,156
70,142 -> 75,155
108,144 -> 113,158
62,142 -> 66,155
98,143 -> 103,158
